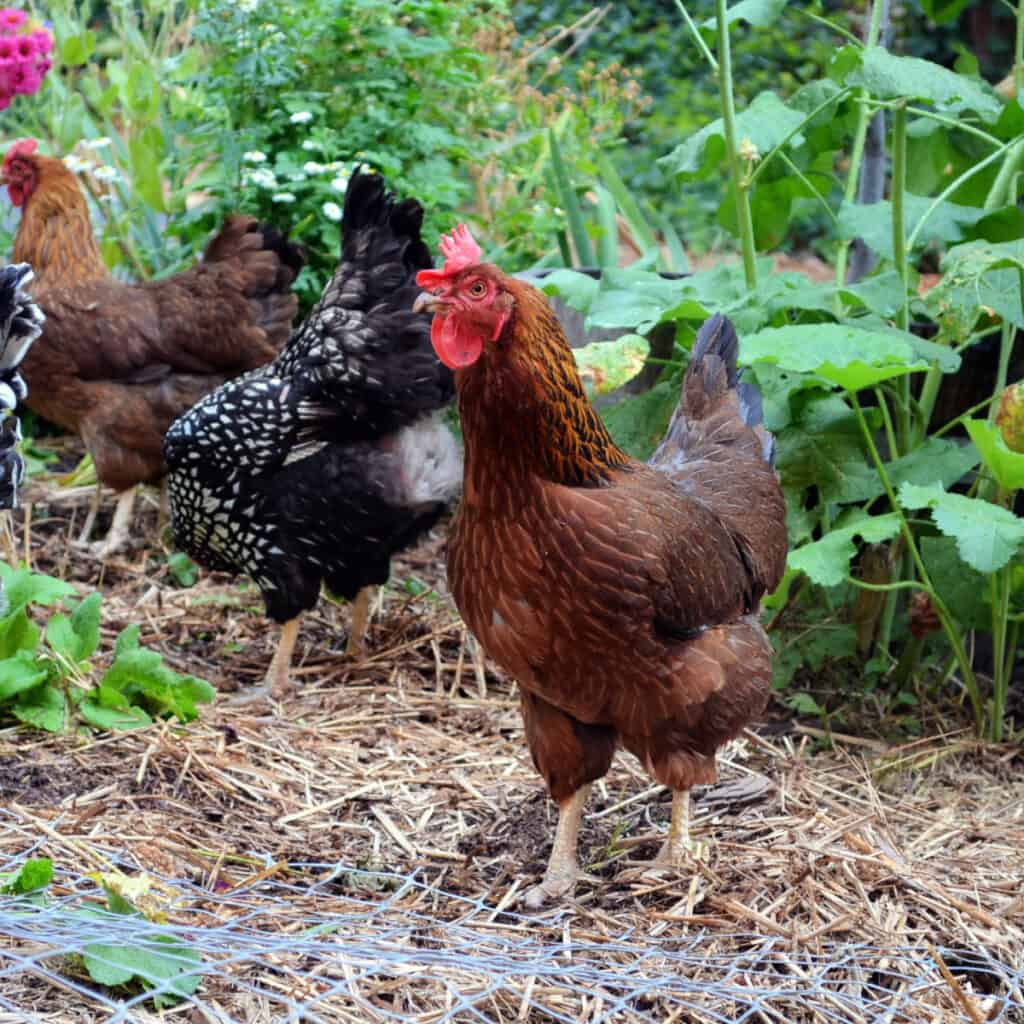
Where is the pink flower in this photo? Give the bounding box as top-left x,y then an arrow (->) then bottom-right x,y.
0,37 -> 14,59
32,28 -> 51,54
35,56 -> 49,74
12,61 -> 39,95
14,34 -> 33,58
0,9 -> 26,33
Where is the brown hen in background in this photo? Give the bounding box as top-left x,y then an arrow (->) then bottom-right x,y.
415,226 -> 788,907
1,138 -> 303,556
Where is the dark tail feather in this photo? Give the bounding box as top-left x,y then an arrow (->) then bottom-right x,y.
342,166 -> 433,273
659,313 -> 776,468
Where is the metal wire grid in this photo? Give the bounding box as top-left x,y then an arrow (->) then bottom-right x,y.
1,846 -> 1022,1024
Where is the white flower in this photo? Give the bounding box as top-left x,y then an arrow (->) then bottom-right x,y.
301,140 -> 318,152
330,175 -> 348,193
82,137 -> 111,150
92,166 -> 120,183
289,111 -> 313,124
237,0 -> 258,10
271,192 -> 296,204
287,171 -> 307,182
244,168 -> 278,189
303,161 -> 325,174
242,150 -> 267,163
322,201 -> 342,222
63,154 -> 95,174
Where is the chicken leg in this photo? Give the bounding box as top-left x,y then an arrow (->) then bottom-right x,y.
77,483 -> 102,546
345,586 -> 373,657
656,789 -> 707,867
90,488 -> 136,559
228,615 -> 302,705
523,783 -> 591,908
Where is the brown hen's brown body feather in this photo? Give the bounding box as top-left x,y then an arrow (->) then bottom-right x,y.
448,281 -> 788,802
10,153 -> 301,492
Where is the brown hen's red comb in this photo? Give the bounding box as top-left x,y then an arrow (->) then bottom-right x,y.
3,138 -> 38,175
416,223 -> 482,291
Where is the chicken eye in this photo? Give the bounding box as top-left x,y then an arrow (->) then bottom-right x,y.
469,280 -> 487,299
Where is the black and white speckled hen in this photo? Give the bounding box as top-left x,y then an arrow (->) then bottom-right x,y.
164,169 -> 460,701
0,263 -> 45,510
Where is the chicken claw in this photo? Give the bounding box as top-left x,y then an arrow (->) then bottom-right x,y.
523,784 -> 590,909
88,488 -> 136,559
654,789 -> 708,868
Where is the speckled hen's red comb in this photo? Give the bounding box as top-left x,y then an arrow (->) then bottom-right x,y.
416,223 -> 482,290
3,138 -> 38,175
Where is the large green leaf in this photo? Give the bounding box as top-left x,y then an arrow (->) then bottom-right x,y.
700,0 -> 788,30
839,271 -> 915,319
0,652 -> 48,702
887,436 -> 980,491
601,380 -> 680,461
965,419 -> 1024,492
837,46 -> 1002,122
574,334 -> 650,395
898,482 -> 1024,572
129,135 -> 166,214
837,194 -> 987,259
12,684 -> 66,732
70,593 -> 103,661
660,91 -> 807,180
84,934 -> 202,1007
0,566 -> 75,616
0,858 -> 53,895
740,323 -> 954,391
540,270 -> 599,312
788,513 -> 902,586
921,536 -> 989,630
0,610 -> 40,660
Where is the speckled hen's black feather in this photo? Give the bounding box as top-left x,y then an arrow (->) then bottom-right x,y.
164,169 -> 457,624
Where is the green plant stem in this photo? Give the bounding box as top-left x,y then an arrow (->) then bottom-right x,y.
889,103 -> 913,457
673,0 -> 718,71
983,140 -> 1024,211
1017,0 -> 1024,99
833,0 -> 887,293
865,101 -> 1003,149
990,565 -> 1010,742
774,152 -> 839,225
715,0 -> 757,290
874,386 -> 900,461
794,7 -> 864,46
989,287 -> 1020,421
912,364 -> 944,446
849,393 -> 985,732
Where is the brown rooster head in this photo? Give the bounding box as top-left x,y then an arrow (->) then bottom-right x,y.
2,138 -> 42,207
413,224 -> 515,370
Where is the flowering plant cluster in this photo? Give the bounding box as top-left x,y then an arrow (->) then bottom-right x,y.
0,8 -> 53,112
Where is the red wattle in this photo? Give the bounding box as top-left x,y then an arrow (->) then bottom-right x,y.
431,315 -> 483,370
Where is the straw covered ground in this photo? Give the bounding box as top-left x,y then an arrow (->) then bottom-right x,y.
0,460 -> 1022,1023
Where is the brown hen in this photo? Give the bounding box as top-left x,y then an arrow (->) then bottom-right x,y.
415,226 -> 788,906
1,138 -> 303,556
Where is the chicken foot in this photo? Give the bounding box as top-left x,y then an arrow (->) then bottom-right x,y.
90,488 -> 136,559
229,616 -> 302,705
76,484 -> 102,546
523,783 -> 591,908
345,586 -> 373,657
655,789 -> 708,867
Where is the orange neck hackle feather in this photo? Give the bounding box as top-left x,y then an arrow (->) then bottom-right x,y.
457,277 -> 631,494
12,154 -> 107,285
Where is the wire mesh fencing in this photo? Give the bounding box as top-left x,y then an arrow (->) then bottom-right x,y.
1,842 -> 1022,1024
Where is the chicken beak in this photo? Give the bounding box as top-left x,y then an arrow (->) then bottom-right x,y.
413,292 -> 446,315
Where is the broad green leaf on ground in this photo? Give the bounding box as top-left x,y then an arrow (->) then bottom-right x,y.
583,269 -> 687,332
538,270 -> 599,312
660,91 -> 806,180
749,273 -> 837,319
574,334 -> 650,395
839,270 -> 915,319
0,857 -> 53,895
775,393 -> 881,504
11,684 -> 66,732
700,0 -> 787,30
70,593 -> 102,660
45,614 -> 80,664
965,419 -> 1024,492
740,323 -> 952,390
0,565 -> 75,616
925,240 -> 1024,341
744,365 -> 832,433
898,482 -> 1024,572
0,651 -> 48,701
837,194 -> 987,260
886,436 -> 980,491
788,513 -> 902,586
84,934 -> 202,1008
835,46 -> 1002,122
921,536 -> 989,629
0,611 -> 40,660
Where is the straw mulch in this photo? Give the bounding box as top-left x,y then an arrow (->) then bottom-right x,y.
0,465 -> 1022,1023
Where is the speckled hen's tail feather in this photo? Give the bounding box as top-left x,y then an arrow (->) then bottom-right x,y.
201,214 -> 305,350
670,312 -> 776,468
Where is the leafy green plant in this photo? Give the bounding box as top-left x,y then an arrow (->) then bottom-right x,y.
546,1 -> 1024,740
0,859 -> 202,1008
0,563 -> 214,731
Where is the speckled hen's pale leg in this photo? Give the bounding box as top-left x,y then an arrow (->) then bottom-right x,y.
345,587 -> 373,657
90,488 -> 136,558
232,616 -> 302,705
524,784 -> 592,908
